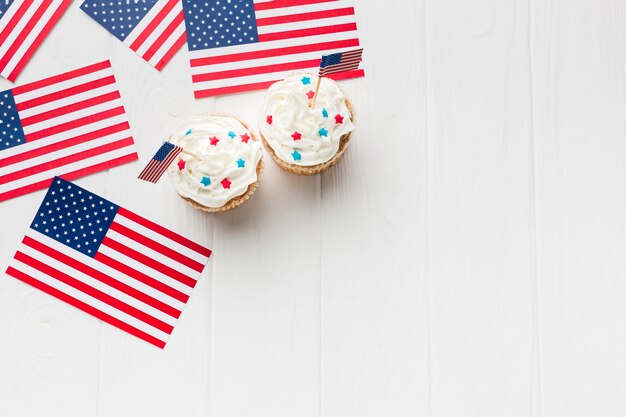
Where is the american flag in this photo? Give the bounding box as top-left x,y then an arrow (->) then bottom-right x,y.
80,0 -> 187,71
6,177 -> 212,348
138,141 -> 183,183
0,60 -> 138,202
0,0 -> 71,82
183,0 -> 364,98
319,47 -> 362,76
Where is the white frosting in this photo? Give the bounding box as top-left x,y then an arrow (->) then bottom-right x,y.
259,74 -> 355,166
167,115 -> 262,208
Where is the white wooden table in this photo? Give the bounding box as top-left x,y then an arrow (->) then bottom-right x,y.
2,1 -> 625,416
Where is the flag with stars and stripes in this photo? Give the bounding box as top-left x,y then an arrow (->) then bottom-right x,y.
183,0 -> 365,98
6,177 -> 212,349
0,60 -> 138,202
138,141 -> 183,183
319,47 -> 362,77
80,0 -> 187,71
0,0 -> 71,82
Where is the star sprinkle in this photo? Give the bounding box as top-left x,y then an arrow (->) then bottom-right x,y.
177,159 -> 186,170
335,114 -> 344,124
266,115 -> 273,125
322,108 -> 328,118
292,150 -> 302,161
200,176 -> 211,186
301,76 -> 311,85
306,90 -> 315,100
185,129 -> 193,135
241,133 -> 250,143
237,159 -> 246,168
292,131 -> 302,141
210,136 -> 220,146
319,128 -> 329,137
228,131 -> 237,139
221,178 -> 231,189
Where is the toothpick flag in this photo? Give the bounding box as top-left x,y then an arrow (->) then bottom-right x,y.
80,0 -> 187,71
312,47 -> 362,108
7,177 -> 212,349
138,142 -> 183,183
319,48 -> 363,77
0,0 -> 71,81
183,0 -> 364,98
0,60 -> 138,202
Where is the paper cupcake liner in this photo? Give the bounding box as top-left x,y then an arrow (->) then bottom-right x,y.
261,99 -> 354,176
170,115 -> 264,212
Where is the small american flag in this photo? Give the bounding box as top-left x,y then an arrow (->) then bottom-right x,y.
7,177 -> 212,348
319,48 -> 363,77
183,0 -> 364,98
80,0 -> 187,71
0,0 -> 71,81
0,60 -> 138,202
138,141 -> 183,183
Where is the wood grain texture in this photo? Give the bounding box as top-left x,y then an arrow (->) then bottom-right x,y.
532,1 -> 626,416
426,0 -> 538,416
1,1 -> 626,416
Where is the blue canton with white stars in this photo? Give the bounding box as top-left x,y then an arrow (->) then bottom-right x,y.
0,0 -> 14,19
182,0 -> 259,51
80,0 -> 158,41
153,142 -> 176,162
320,52 -> 344,68
0,89 -> 26,150
31,177 -> 119,258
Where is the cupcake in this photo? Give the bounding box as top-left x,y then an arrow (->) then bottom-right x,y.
167,115 -> 263,212
259,74 -> 355,175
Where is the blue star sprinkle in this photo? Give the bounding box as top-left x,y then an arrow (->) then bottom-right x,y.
301,76 -> 311,85
322,108 -> 328,118
292,150 -> 302,161
319,128 -> 329,137
228,131 -> 237,139
200,176 -> 211,186
185,129 -> 193,136
236,158 -> 246,168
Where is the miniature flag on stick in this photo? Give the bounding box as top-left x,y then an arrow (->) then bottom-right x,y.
0,0 -> 72,81
80,0 -> 187,71
6,177 -> 212,349
0,60 -> 138,202
138,142 -> 183,183
183,0 -> 364,98
312,48 -> 363,108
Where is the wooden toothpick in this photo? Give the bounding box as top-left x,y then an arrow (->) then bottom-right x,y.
181,149 -> 199,158
311,75 -> 323,109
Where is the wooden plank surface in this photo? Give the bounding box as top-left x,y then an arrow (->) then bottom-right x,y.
1,1 -> 625,416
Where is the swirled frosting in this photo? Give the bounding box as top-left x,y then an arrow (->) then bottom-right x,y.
260,74 -> 355,166
167,115 -> 262,208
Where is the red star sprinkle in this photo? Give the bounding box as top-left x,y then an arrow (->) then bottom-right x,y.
306,90 -> 315,100
241,133 -> 250,143
177,159 -> 186,170
291,131 -> 302,141
210,136 -> 219,146
221,178 -> 231,189
335,114 -> 344,124
266,115 -> 273,124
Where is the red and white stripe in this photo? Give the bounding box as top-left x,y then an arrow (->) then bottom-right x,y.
122,0 -> 186,71
137,145 -> 183,183
189,0 -> 364,98
319,48 -> 363,76
0,60 -> 137,201
7,207 -> 211,349
0,0 -> 71,82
